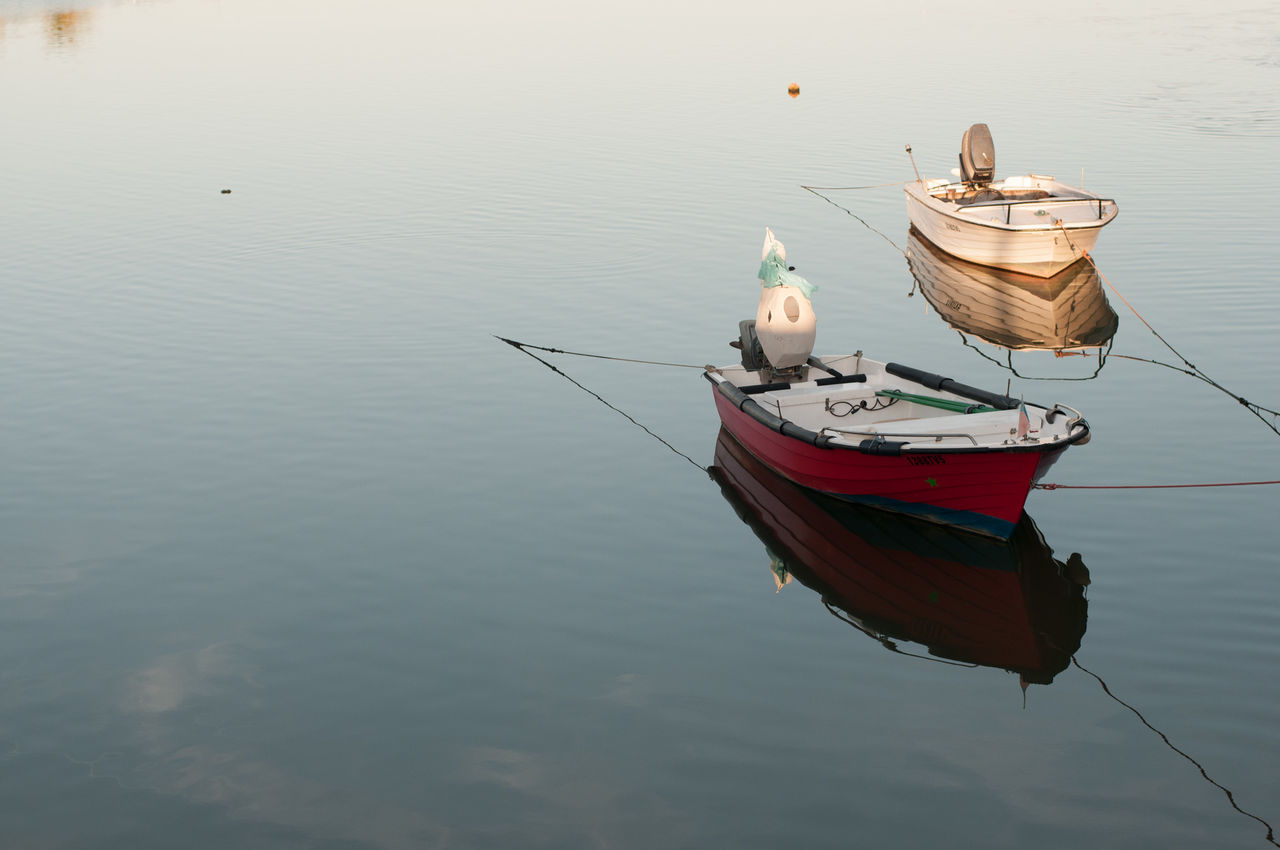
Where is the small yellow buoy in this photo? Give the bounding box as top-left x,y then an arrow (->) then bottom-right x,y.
787,83 -> 800,98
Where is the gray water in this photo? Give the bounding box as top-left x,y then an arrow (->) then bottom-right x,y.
2,1 -> 1279,847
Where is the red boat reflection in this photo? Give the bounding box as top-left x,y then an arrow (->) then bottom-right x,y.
713,427 -> 1089,685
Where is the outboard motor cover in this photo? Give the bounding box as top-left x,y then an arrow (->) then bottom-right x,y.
756,284 -> 816,370
960,123 -> 995,187
751,228 -> 817,377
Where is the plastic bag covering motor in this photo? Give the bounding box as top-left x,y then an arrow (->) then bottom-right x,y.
755,229 -> 817,370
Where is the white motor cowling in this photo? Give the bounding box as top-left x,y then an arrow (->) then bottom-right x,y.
754,229 -> 816,372
756,285 -> 815,369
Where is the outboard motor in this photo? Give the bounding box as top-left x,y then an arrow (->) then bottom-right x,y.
734,229 -> 816,383
959,123 -> 995,188
735,319 -> 766,372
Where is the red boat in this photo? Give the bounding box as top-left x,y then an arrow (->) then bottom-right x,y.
706,230 -> 1091,539
713,427 -> 1089,684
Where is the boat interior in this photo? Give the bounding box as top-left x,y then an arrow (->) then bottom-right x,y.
716,355 -> 1076,449
935,185 -> 1052,206
925,174 -> 1086,206
916,173 -> 1116,227
923,124 -> 1098,207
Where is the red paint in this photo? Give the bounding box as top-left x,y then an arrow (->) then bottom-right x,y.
713,387 -> 1063,536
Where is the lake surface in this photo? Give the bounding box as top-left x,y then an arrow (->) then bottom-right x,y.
2,1 -> 1279,847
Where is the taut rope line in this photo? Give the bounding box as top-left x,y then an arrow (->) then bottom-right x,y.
801,186 -> 907,256
496,337 -> 709,473
1071,656 -> 1279,847
801,180 -> 912,191
953,331 -> 1112,382
499,337 -> 1277,491
495,337 -> 706,370
1052,223 -> 1280,437
1035,479 -> 1280,491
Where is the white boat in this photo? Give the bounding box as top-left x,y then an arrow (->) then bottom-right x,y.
904,124 -> 1118,277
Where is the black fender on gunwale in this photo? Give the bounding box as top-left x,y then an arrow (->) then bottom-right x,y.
884,362 -> 1021,410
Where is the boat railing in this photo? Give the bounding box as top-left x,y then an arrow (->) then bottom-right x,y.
822,427 -> 980,446
962,196 -> 1117,224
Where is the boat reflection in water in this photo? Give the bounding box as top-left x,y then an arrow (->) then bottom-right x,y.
713,427 -> 1089,687
906,227 -> 1118,377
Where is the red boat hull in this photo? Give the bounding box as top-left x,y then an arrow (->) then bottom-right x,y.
712,386 -> 1064,538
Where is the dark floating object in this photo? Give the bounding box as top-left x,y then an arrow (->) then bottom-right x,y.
221,189 -> 232,194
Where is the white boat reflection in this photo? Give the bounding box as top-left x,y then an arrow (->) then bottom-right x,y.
907,227 -> 1118,378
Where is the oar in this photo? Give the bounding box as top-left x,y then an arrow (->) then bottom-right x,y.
875,389 -> 998,414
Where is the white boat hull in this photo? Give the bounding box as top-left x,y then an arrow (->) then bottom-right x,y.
904,177 -> 1117,277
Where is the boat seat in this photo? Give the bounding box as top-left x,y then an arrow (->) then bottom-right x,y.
953,188 -> 1005,206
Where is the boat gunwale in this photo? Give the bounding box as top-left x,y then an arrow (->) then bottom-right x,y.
704,369 -> 1091,457
904,181 -> 1118,234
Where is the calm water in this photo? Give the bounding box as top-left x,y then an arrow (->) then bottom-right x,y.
3,1 -> 1279,847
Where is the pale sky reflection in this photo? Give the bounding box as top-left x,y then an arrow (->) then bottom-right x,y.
120,643 -> 450,849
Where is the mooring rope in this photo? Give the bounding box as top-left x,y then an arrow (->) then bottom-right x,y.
499,337 -> 1278,491
494,336 -> 707,370
955,331 -> 1112,381
1070,655 -> 1279,847
800,187 -> 1279,434
825,600 -> 979,667
802,188 -> 1280,437
1035,479 -> 1280,491
496,336 -> 709,472
801,180 -> 912,191
800,186 -> 907,256
1050,224 -> 1280,438
1109,352 -> 1280,429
